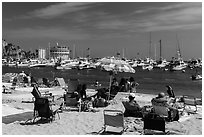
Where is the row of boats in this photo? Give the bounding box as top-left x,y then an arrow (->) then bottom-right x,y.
2,57 -> 202,73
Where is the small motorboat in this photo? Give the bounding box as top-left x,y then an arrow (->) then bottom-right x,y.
191,74 -> 202,80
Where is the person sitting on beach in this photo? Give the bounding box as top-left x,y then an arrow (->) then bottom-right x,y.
111,77 -> 119,87
31,76 -> 37,86
151,92 -> 179,121
110,77 -> 119,96
119,78 -> 128,92
93,95 -> 108,107
122,93 -> 143,117
76,84 -> 87,99
94,80 -> 101,87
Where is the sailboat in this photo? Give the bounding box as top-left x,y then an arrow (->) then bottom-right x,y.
170,35 -> 187,71
154,40 -> 169,68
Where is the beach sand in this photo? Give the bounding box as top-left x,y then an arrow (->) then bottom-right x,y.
2,83 -> 202,135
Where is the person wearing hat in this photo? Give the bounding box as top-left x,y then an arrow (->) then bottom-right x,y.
122,93 -> 143,117
151,92 -> 179,121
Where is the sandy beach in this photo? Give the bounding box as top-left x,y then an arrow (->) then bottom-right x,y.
2,83 -> 202,135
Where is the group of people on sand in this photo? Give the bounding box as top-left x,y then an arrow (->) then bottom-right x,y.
116,77 -> 139,93
63,83 -> 109,112
61,76 -> 139,112
123,85 -> 180,121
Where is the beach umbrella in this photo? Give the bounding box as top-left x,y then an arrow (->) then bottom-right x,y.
98,57 -> 135,73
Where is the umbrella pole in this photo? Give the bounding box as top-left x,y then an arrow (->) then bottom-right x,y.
108,75 -> 112,101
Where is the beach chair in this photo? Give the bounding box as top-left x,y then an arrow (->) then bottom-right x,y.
182,95 -> 198,114
31,84 -> 54,102
152,105 -> 169,119
122,101 -> 143,117
67,79 -> 79,94
63,93 -> 82,112
143,112 -> 167,134
142,104 -> 170,134
102,110 -> 125,134
32,98 -> 60,123
55,77 -> 67,89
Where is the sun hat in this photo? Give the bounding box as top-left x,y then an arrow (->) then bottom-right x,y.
158,92 -> 165,98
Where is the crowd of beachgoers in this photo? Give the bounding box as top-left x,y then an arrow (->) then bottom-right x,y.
2,70 -> 202,135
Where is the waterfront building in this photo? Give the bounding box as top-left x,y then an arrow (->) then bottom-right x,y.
38,48 -> 46,59
50,46 -> 70,60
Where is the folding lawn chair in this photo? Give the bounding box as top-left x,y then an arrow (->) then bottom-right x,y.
152,105 -> 169,119
63,93 -> 82,112
143,112 -> 167,134
102,110 -> 125,134
31,84 -> 54,102
55,77 -> 67,89
143,103 -> 171,134
32,98 -> 60,123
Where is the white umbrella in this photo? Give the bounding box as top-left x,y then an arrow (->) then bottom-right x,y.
98,57 -> 135,73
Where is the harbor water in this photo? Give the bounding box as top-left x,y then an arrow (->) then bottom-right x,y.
2,66 -> 202,98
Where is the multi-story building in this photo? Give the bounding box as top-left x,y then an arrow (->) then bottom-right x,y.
50,46 -> 70,60
38,48 -> 46,59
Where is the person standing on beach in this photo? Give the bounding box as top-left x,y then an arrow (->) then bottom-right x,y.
119,78 -> 128,92
79,84 -> 87,99
129,77 -> 139,93
166,85 -> 175,98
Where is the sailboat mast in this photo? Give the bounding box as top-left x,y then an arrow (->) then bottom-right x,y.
149,32 -> 152,59
122,48 -> 125,59
154,44 -> 157,61
48,42 -> 50,60
176,34 -> 182,60
159,40 -> 162,61
73,44 -> 75,59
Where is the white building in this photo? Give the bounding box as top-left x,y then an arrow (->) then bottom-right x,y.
50,46 -> 70,60
38,48 -> 46,59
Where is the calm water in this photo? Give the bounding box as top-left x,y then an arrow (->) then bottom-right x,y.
2,66 -> 202,98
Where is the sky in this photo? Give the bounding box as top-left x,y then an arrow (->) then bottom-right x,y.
2,2 -> 202,60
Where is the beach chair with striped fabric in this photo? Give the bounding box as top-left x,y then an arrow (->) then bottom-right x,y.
102,110 -> 125,134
